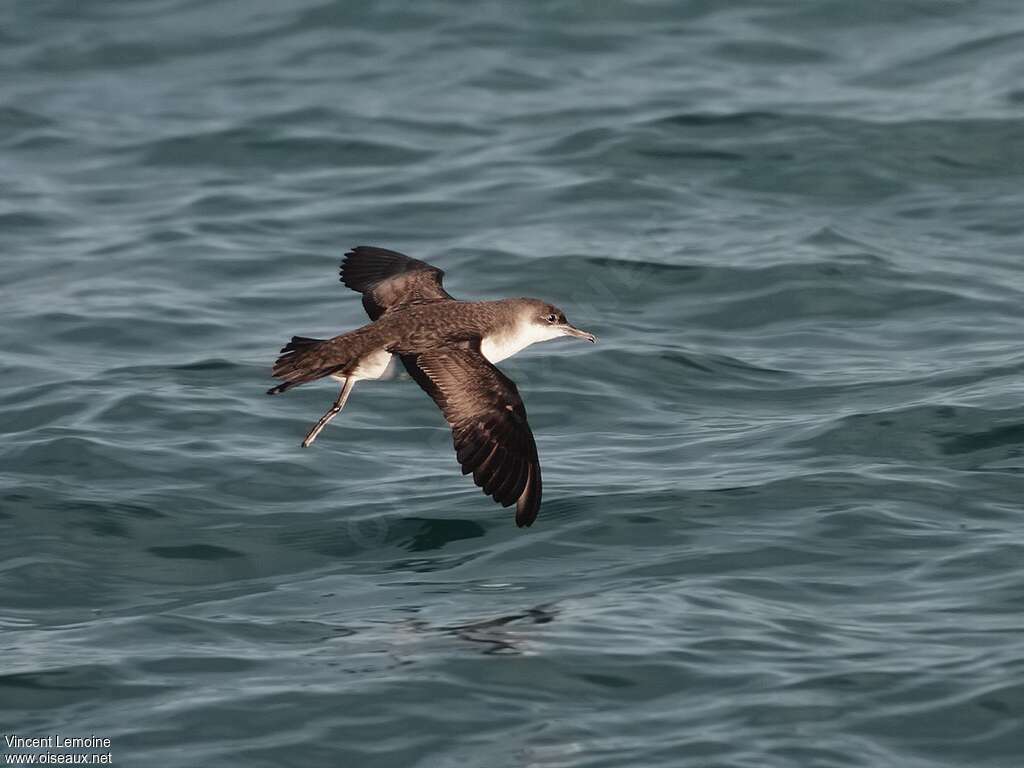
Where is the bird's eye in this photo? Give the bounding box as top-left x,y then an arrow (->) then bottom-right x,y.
545,313 -> 558,323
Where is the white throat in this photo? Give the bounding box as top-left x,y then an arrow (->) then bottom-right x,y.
480,321 -> 562,364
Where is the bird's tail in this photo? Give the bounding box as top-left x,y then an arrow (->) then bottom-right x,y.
266,336 -> 345,395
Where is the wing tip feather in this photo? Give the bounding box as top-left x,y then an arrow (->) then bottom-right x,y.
514,464 -> 541,527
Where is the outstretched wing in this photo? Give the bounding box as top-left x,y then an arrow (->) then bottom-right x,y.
340,246 -> 453,320
404,347 -> 542,527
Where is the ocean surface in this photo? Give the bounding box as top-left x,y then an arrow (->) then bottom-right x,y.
3,1 -> 1024,766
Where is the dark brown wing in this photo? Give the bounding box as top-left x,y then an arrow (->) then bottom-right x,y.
340,246 -> 453,320
404,347 -> 542,527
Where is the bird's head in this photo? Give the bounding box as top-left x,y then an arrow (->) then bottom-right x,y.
519,299 -> 597,344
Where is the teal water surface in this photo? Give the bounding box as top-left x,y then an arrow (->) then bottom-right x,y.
3,1 -> 1024,766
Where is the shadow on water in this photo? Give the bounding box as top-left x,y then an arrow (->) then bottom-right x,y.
397,517 -> 487,552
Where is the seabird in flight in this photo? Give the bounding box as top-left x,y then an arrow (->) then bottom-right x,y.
267,246 -> 596,527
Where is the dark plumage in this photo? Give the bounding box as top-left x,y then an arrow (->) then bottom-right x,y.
268,246 -> 595,527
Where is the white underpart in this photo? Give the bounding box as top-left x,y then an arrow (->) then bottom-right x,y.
330,348 -> 395,383
327,321 -> 561,385
481,321 -> 564,364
